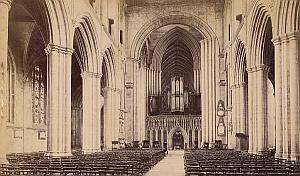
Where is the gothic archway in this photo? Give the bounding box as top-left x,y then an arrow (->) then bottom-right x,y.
168,126 -> 188,150
247,1 -> 275,154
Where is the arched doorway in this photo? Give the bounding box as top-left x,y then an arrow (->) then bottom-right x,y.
172,131 -> 184,150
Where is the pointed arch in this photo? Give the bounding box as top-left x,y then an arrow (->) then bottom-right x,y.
102,47 -> 116,89
72,13 -> 101,74
152,27 -> 201,71
130,13 -> 218,60
44,0 -> 73,47
233,39 -> 246,85
248,1 -> 273,67
274,0 -> 300,37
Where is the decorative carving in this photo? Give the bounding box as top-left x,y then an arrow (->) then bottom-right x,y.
146,115 -> 201,132
217,100 -> 225,117
217,117 -> 226,136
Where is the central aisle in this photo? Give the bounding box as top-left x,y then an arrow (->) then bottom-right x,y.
145,150 -> 185,176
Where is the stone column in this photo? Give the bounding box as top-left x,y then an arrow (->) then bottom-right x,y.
256,65 -> 269,153
194,70 -> 197,92
208,39 -> 213,146
272,37 -> 283,158
246,67 -> 254,153
113,90 -> 121,144
288,32 -> 300,161
104,87 -> 114,150
124,58 -> 134,144
200,40 -> 206,146
231,84 -> 238,149
281,37 -> 290,159
82,72 -> 102,153
161,129 -> 164,148
198,128 -> 201,149
45,44 -> 73,156
149,129 -> 153,148
0,0 -> 12,163
239,83 -> 247,134
136,66 -> 146,142
192,129 -> 195,149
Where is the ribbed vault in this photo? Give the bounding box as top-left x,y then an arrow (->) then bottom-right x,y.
161,40 -> 193,92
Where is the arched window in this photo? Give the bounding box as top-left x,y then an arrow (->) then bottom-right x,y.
7,53 -> 15,123
171,76 -> 184,112
32,66 -> 46,126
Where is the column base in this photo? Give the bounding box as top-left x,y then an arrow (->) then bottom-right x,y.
282,152 -> 291,160
0,157 -> 8,164
258,149 -> 268,156
275,152 -> 283,158
82,149 -> 101,154
46,152 -> 73,157
290,153 -> 300,162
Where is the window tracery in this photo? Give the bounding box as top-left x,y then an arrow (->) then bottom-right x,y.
32,66 -> 46,126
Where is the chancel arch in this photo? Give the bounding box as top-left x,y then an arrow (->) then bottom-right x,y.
128,13 -> 221,150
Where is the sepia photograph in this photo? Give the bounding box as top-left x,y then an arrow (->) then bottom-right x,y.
0,0 -> 300,175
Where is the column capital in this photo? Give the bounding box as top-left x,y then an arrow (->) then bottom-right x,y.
125,82 -> 134,88
103,87 -> 121,94
0,0 -> 13,8
44,43 -> 74,55
271,36 -> 282,45
81,71 -> 102,79
239,82 -> 247,87
246,65 -> 269,73
256,64 -> 270,73
126,57 -> 140,63
286,30 -> 300,41
279,31 -> 300,43
231,82 -> 247,89
231,84 -> 239,89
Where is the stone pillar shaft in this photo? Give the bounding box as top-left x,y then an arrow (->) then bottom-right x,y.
273,38 -> 283,158
281,39 -> 290,159
0,0 -> 12,163
246,67 -> 255,154
104,87 -> 114,150
239,83 -> 247,134
256,65 -> 269,153
288,33 -> 300,161
45,44 -> 73,156
200,40 -> 206,146
82,72 -> 102,153
231,85 -> 238,149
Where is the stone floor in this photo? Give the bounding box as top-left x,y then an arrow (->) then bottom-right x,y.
145,150 -> 185,176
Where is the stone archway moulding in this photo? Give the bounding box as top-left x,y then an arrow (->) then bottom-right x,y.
130,12 -> 219,60
168,126 -> 188,149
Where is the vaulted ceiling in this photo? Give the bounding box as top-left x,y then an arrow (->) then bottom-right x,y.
140,24 -> 203,92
